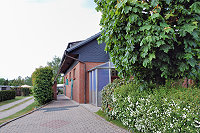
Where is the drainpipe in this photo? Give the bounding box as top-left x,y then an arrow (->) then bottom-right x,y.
109,61 -> 111,83
65,54 -> 87,104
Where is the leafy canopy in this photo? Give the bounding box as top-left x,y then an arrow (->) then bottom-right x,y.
95,0 -> 200,84
47,55 -> 63,84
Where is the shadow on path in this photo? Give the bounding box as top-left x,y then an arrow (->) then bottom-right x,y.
40,105 -> 79,112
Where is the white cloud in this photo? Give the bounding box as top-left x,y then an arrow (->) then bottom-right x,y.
0,0 -> 101,79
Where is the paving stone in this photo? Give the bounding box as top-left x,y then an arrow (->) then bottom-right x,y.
0,95 -> 128,133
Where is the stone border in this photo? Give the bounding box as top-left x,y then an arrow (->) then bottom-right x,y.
0,100 -> 54,128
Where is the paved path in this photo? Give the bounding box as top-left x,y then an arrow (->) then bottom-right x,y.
0,98 -> 34,119
0,96 -> 33,112
0,95 -> 128,133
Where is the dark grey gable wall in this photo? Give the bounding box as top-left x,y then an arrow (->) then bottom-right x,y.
71,39 -> 109,62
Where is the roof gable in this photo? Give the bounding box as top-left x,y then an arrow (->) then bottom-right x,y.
58,32 -> 109,74
66,32 -> 101,53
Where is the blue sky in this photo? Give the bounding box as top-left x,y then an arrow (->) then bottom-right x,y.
0,0 -> 101,80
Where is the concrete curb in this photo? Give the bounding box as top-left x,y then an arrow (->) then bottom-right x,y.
0,100 -> 54,128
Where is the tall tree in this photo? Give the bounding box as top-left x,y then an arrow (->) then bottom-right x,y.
0,78 -> 8,85
47,55 -> 63,84
24,76 -> 32,86
95,0 -> 200,85
8,76 -> 25,86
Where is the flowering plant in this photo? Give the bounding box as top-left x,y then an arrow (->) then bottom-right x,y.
101,79 -> 200,132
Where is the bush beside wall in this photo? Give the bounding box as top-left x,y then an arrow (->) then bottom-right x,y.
0,90 -> 16,102
102,79 -> 200,132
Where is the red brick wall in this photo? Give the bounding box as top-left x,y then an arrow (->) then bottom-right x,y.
64,63 -> 81,103
64,62 -> 104,103
182,78 -> 194,88
52,81 -> 57,100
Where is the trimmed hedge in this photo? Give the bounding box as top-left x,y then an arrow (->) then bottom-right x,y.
32,66 -> 53,105
21,88 -> 30,96
0,90 -> 16,102
12,87 -> 30,96
102,79 -> 200,132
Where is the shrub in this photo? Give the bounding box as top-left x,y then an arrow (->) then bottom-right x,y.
58,89 -> 63,94
101,79 -> 132,117
29,87 -> 34,95
0,90 -> 16,102
102,79 -> 200,132
21,88 -> 30,96
32,66 -> 53,105
12,87 -> 30,96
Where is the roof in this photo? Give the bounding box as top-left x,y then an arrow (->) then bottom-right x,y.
67,41 -> 83,49
54,32 -> 103,81
0,86 -> 10,87
88,61 -> 115,72
21,85 -> 32,88
66,32 -> 101,53
57,84 -> 64,87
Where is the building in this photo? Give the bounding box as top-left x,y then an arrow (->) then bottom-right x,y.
55,33 -> 118,106
0,86 -> 11,91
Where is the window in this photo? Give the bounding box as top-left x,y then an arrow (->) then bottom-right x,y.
69,72 -> 71,81
2,87 -> 6,90
73,68 -> 76,80
65,76 -> 68,85
66,79 -> 68,85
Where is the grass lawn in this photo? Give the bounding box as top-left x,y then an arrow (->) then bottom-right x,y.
96,110 -> 129,131
0,96 -> 28,106
0,97 -> 33,112
0,101 -> 38,125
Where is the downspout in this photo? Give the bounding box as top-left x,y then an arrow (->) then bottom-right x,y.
109,61 -> 111,83
65,54 -> 87,104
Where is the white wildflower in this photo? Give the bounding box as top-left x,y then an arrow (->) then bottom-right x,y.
182,114 -> 187,119
194,120 -> 200,125
112,95 -> 116,102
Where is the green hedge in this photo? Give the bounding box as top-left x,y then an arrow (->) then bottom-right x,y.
102,79 -> 200,132
21,88 -> 30,96
0,90 -> 16,102
12,87 -> 30,96
32,66 -> 53,105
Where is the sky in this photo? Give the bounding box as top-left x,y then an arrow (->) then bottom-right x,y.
0,0 -> 101,80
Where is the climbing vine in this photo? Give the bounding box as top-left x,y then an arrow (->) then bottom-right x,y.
95,0 -> 200,84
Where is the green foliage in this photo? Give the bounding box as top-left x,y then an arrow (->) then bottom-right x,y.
95,0 -> 200,84
32,66 -> 53,105
47,55 -> 63,84
101,79 -> 127,114
12,87 -> 30,96
0,78 -> 9,85
0,90 -> 16,102
57,89 -> 63,94
21,88 -> 30,96
24,76 -> 32,86
29,87 -> 34,95
8,76 -> 32,86
102,79 -> 200,132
